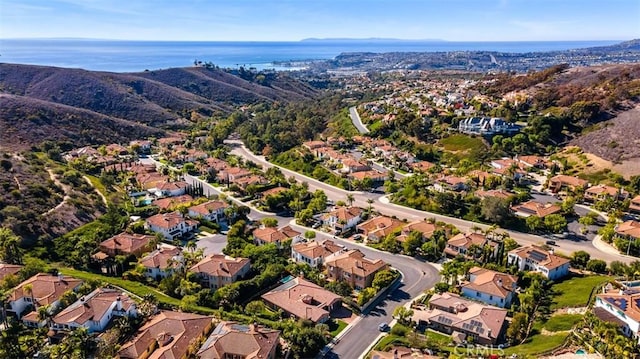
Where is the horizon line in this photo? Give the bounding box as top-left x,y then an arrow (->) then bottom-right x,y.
0,37 -> 631,43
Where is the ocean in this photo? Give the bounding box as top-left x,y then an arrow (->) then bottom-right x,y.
0,39 -> 621,73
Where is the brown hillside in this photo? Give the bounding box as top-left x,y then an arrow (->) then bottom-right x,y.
571,106 -> 640,163
0,63 -> 318,149
0,94 -> 164,151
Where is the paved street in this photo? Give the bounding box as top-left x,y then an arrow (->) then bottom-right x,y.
349,106 -> 370,134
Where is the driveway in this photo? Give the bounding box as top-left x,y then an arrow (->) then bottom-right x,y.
196,233 -> 228,255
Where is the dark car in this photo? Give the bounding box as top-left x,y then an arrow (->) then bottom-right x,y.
545,240 -> 556,246
378,322 -> 390,332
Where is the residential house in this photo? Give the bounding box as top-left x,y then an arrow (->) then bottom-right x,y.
396,220 -> 439,243
510,200 -> 562,218
490,158 -> 526,180
412,292 -> 508,345
433,175 -> 469,192
253,225 -> 302,247
197,321 -> 280,359
507,245 -> 571,281
261,186 -> 288,199
151,194 -> 194,210
157,136 -> 184,148
350,170 -> 388,183
474,189 -> 514,200
461,267 -> 518,308
217,167 -> 252,184
593,285 -> 640,344
201,157 -> 229,174
516,155 -> 549,169
118,311 -> 215,359
548,175 -> 588,193
145,211 -> 199,240
188,200 -> 229,222
7,274 -> 83,320
322,206 -> 363,233
325,249 -> 388,290
615,220 -> 640,243
153,181 -> 189,197
63,146 -> 100,162
189,254 -> 251,289
136,172 -> 169,190
50,288 -> 137,333
98,232 -> 156,258
139,245 -> 183,280
291,240 -> 345,268
302,140 -> 327,152
235,174 -> 268,189
340,158 -> 370,174
410,160 -> 435,173
261,277 -> 342,323
0,263 -> 22,281
584,184 -> 628,202
444,232 -> 491,257
129,140 -> 152,153
630,195 -> 640,214
357,216 -> 405,242
105,144 -> 129,156
458,116 -> 520,136
370,347 -> 439,359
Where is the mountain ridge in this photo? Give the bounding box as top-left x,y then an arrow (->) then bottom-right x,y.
0,63 -> 318,150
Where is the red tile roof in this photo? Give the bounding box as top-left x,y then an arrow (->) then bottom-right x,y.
52,288 -> 135,328
261,277 -> 341,323
189,254 -> 250,278
188,200 -> 229,216
616,220 -> 640,240
0,264 -> 22,281
197,321 -> 280,359
9,274 -> 82,306
118,311 -> 214,359
325,249 -> 387,278
99,232 -> 156,256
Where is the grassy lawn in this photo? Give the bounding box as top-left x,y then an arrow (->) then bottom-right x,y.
373,334 -> 409,351
551,275 -> 611,310
368,121 -> 384,132
59,268 -> 216,314
424,329 -> 453,346
439,134 -> 486,152
84,174 -> 110,198
327,319 -> 348,337
543,314 -> 583,332
504,333 -> 568,358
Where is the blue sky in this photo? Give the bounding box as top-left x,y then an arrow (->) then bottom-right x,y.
2,0 -> 639,41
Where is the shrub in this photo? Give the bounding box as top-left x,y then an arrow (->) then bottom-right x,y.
390,324 -> 409,337
586,259 -> 607,273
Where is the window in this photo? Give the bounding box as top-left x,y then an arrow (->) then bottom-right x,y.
476,291 -> 481,297
489,295 -> 493,300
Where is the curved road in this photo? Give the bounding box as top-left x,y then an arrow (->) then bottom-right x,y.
226,140 -> 634,264
349,106 -> 370,134
183,169 -> 440,358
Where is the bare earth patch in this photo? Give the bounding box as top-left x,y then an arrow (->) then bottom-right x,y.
572,106 -> 640,170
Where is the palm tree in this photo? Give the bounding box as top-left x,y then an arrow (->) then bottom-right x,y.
37,304 -> 52,328
346,194 -> 355,207
367,198 -> 374,213
23,284 -> 36,310
186,240 -> 197,253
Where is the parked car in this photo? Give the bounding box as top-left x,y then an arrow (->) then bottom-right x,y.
378,322 -> 389,332
545,240 -> 556,246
